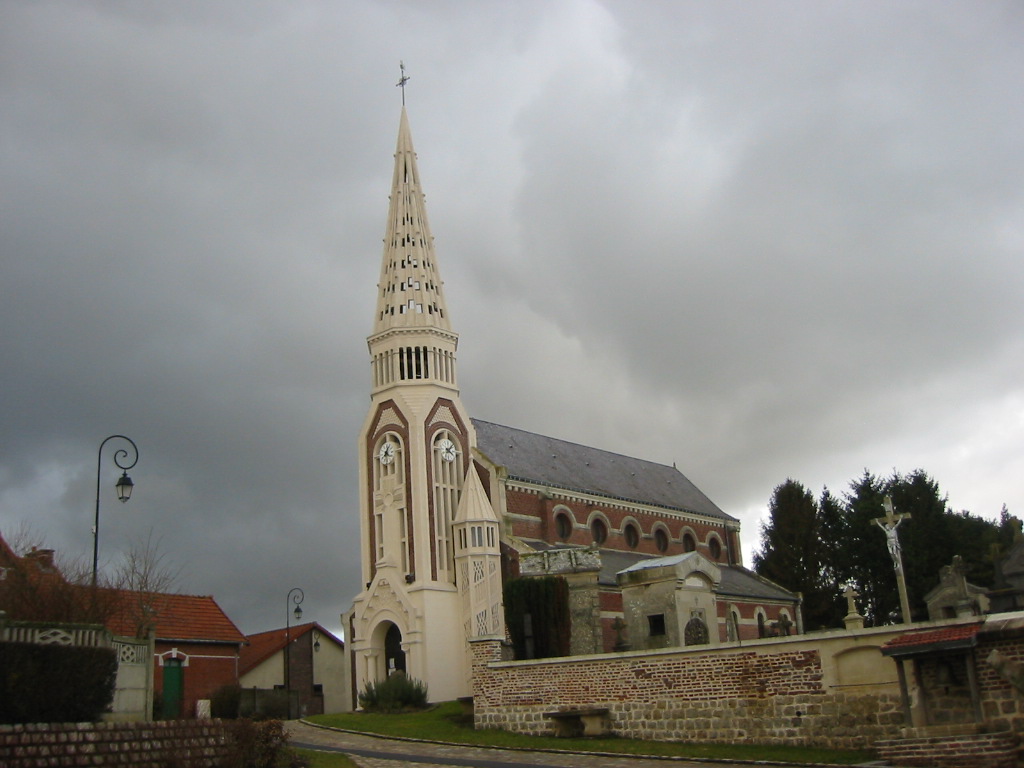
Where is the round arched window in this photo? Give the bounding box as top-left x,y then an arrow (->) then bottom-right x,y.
624,523 -> 639,549
682,533 -> 696,552
709,537 -> 722,560
654,528 -> 669,553
591,518 -> 608,545
555,512 -> 573,540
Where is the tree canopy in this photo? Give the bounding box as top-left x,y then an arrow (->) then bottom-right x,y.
754,469 -> 1019,628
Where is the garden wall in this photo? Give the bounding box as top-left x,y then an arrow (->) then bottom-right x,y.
0,719 -> 229,768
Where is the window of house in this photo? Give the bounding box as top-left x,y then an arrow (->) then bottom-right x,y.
591,518 -> 608,545
624,523 -> 639,549
682,533 -> 696,552
648,614 -> 666,637
555,512 -> 573,540
654,528 -> 669,552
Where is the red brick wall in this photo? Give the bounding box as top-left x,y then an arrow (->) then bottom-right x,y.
504,488 -> 735,564
0,720 -> 229,768
875,731 -> 1019,768
156,642 -> 239,718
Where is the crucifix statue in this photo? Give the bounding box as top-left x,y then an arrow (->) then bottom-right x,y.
873,495 -> 912,623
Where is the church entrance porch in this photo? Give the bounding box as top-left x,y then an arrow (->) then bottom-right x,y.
384,622 -> 406,676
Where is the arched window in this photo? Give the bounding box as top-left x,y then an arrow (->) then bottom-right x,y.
373,433 -> 407,568
432,430 -> 463,579
682,532 -> 697,552
654,527 -> 669,553
623,522 -> 640,549
591,517 -> 608,545
554,511 -> 573,540
684,615 -> 709,646
708,536 -> 722,561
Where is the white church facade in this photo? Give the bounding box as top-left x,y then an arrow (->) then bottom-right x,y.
344,107 -> 800,706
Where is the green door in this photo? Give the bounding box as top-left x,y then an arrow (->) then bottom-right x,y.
162,659 -> 184,719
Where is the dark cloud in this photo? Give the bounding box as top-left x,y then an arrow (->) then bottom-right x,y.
2,0 -> 1021,636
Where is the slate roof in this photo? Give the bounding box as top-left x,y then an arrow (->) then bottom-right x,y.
239,622 -> 342,676
519,541 -> 797,602
472,419 -> 735,522
106,591 -> 245,645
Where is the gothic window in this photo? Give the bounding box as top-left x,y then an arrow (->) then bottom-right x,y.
432,430 -> 463,579
654,527 -> 669,553
554,511 -> 573,540
623,522 -> 640,549
757,609 -> 767,638
590,517 -> 608,545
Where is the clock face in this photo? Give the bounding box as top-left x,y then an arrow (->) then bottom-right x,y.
438,438 -> 457,462
378,442 -> 396,465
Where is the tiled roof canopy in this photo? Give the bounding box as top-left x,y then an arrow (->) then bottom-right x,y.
881,623 -> 982,657
473,419 -> 735,522
106,591 -> 245,645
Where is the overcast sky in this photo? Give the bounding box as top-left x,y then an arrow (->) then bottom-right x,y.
2,0 -> 1022,639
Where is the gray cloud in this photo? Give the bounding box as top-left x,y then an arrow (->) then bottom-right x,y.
2,0 -> 1021,637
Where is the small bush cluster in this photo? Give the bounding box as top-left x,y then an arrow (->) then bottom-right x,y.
0,641 -> 117,724
210,683 -> 242,719
224,719 -> 307,768
358,672 -> 428,713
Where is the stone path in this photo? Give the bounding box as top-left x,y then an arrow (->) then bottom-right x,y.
286,720 -> 842,768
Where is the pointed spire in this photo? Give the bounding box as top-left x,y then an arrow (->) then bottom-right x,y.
454,464 -> 498,525
372,108 -> 452,336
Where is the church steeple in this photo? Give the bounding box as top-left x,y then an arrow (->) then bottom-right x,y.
369,107 -> 457,393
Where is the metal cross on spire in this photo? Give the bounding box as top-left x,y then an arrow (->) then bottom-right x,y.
396,61 -> 410,105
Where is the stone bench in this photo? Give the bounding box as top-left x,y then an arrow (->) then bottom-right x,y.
543,707 -> 610,737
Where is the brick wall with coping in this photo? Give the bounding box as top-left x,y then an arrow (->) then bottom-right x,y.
0,719 -> 229,768
469,637 -> 903,750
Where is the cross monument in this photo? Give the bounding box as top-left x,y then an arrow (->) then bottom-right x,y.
873,495 -> 912,623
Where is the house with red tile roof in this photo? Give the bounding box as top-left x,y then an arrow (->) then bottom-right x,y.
239,622 -> 349,715
106,590 -> 246,719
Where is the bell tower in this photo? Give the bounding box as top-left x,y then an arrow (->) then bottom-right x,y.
347,105 -> 495,704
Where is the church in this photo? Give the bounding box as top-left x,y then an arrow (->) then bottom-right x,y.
344,107 -> 801,704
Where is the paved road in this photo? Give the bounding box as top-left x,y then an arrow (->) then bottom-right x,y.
286,720 -> 838,768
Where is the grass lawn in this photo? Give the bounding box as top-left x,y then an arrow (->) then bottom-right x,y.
294,747 -> 360,768
307,701 -> 876,765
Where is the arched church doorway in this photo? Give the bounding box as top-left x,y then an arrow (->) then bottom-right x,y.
384,622 -> 406,676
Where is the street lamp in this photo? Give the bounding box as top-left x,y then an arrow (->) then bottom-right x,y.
285,587 -> 304,717
93,435 -> 139,587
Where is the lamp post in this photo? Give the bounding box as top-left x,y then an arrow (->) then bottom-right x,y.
93,435 -> 139,587
284,587 -> 304,717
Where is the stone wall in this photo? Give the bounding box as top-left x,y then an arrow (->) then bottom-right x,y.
0,719 -> 229,768
469,636 -> 904,750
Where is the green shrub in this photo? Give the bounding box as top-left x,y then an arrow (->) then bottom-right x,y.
223,718 -> 307,768
358,672 -> 428,713
0,641 -> 117,724
211,683 -> 242,719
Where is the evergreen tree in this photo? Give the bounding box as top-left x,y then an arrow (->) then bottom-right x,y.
753,480 -> 843,629
757,469 -> 1022,628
